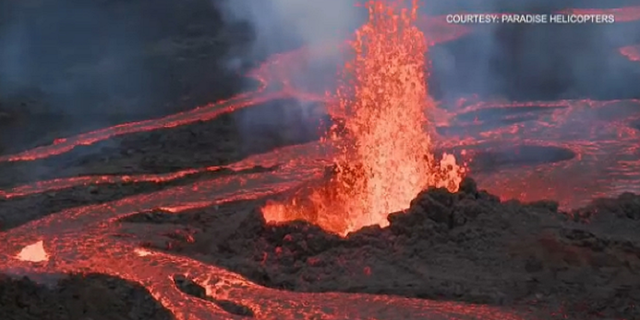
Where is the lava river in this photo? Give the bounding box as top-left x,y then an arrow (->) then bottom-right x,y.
1,3 -> 640,320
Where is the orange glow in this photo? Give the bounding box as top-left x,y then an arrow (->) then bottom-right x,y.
1,6 -> 640,320
16,241 -> 49,263
262,0 -> 464,235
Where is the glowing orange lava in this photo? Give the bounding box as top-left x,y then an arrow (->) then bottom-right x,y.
1,5 -> 640,320
262,0 -> 464,235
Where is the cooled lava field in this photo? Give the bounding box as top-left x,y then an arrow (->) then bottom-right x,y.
1,1 -> 640,320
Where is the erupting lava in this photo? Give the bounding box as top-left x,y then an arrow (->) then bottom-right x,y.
1,3 -> 640,320
262,0 -> 464,235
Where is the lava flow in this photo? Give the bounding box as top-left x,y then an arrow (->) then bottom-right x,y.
620,45 -> 640,62
262,0 -> 464,235
1,3 -> 640,320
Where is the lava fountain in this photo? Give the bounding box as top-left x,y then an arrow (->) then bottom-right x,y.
262,0 -> 465,236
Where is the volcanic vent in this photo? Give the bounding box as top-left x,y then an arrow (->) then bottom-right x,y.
262,0 -> 465,236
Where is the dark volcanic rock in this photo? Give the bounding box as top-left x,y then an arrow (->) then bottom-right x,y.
171,178 -> 640,320
0,273 -> 174,320
575,192 -> 640,220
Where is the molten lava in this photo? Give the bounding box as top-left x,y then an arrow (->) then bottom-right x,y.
262,0 -> 464,235
16,241 -> 49,263
1,4 -> 640,320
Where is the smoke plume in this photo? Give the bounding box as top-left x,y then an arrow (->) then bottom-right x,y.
212,0 -> 365,148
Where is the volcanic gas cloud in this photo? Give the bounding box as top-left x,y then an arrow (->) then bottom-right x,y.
262,0 -> 465,236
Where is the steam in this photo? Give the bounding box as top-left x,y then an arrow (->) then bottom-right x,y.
213,0 -> 365,149
214,0 -> 366,103
215,0 -> 362,60
421,1 -> 640,102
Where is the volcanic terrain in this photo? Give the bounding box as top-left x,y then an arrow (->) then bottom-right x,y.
1,1 -> 640,320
